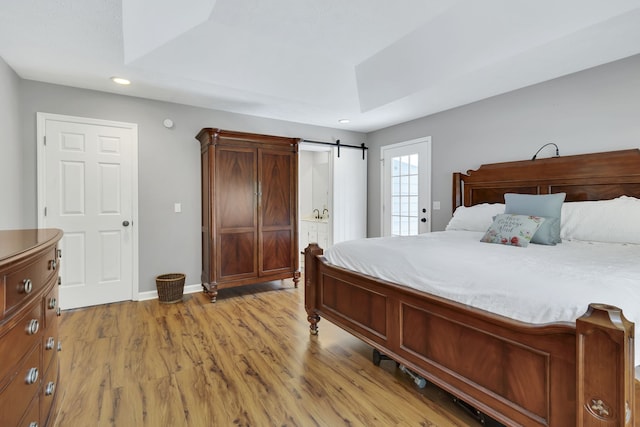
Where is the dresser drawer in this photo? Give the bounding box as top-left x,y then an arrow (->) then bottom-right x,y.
0,303 -> 43,383
43,285 -> 60,374
0,343 -> 41,427
43,317 -> 59,373
41,355 -> 59,426
5,247 -> 58,315
18,392 -> 40,427
43,285 -> 59,330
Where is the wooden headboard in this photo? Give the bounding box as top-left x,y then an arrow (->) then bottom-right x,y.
453,149 -> 640,211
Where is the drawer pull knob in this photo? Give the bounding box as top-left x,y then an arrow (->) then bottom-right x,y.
57,341 -> 63,352
45,381 -> 56,396
25,367 -> 39,385
46,336 -> 55,350
50,259 -> 57,270
29,423 -> 38,427
49,297 -> 57,309
26,319 -> 39,335
56,307 -> 62,316
21,279 -> 33,294
58,276 -> 62,286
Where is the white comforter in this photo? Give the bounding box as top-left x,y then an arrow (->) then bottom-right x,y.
323,231 -> 640,366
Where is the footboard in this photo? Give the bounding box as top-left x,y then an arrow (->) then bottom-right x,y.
304,244 -> 635,427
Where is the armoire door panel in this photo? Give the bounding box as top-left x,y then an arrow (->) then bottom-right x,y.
262,230 -> 293,272
219,232 -> 256,278
261,151 -> 292,227
217,149 -> 257,229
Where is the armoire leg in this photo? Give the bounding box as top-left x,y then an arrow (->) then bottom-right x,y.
293,271 -> 301,288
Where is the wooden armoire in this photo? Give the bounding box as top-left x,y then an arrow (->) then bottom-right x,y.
196,128 -> 300,302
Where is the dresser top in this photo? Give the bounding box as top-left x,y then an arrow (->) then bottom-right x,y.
0,229 -> 63,264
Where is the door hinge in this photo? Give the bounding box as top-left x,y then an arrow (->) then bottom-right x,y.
44,135 -> 46,146
44,207 -> 47,216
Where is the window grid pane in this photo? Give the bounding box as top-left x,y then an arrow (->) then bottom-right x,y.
400,176 -> 409,195
400,155 -> 409,175
392,196 -> 400,216
392,216 -> 400,235
400,196 -> 408,216
392,158 -> 401,177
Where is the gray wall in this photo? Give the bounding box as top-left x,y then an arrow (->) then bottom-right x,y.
366,54 -> 640,236
7,52 -> 640,293
0,57 -> 28,228
17,80 -> 364,293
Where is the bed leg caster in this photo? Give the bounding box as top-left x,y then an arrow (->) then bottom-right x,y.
372,349 -> 382,366
452,397 -> 488,425
372,348 -> 398,366
400,365 -> 427,389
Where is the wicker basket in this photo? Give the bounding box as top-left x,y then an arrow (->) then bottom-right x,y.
155,273 -> 185,303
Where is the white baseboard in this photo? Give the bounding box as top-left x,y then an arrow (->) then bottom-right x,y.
137,282 -> 203,301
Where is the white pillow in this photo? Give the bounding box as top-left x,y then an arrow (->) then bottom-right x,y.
445,203 -> 505,232
561,196 -> 640,244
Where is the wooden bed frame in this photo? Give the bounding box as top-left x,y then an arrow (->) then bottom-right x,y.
305,149 -> 640,427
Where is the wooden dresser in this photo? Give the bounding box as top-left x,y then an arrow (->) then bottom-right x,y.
0,229 -> 63,427
196,128 -> 300,302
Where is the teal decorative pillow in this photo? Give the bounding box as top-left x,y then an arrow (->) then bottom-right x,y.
526,217 -> 559,244
504,193 -> 566,245
480,214 -> 546,247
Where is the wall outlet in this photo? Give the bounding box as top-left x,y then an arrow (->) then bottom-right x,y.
174,203 -> 181,213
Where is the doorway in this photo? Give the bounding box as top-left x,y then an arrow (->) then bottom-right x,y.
381,137 -> 432,236
298,146 -> 331,265
298,141 -> 368,262
37,113 -> 139,309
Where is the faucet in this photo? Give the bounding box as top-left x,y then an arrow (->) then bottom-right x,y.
322,208 -> 329,218
313,209 -> 320,219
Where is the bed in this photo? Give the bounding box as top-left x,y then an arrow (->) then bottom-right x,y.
304,149 -> 640,427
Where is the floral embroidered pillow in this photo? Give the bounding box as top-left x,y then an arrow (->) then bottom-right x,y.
480,214 -> 546,247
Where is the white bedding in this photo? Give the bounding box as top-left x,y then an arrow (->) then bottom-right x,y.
323,230 -> 640,367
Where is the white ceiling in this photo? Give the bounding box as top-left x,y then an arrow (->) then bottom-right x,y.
2,0 -> 640,132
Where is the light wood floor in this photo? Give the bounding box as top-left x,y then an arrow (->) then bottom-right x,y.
52,281 -> 490,427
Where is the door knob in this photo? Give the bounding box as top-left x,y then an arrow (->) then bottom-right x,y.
122,220 -> 130,227
421,218 -> 427,223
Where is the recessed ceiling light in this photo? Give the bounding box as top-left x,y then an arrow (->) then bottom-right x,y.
111,76 -> 131,85
338,119 -> 350,124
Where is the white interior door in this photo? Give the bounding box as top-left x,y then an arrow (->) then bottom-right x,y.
332,145 -> 367,244
37,113 -> 138,309
381,137 -> 432,236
